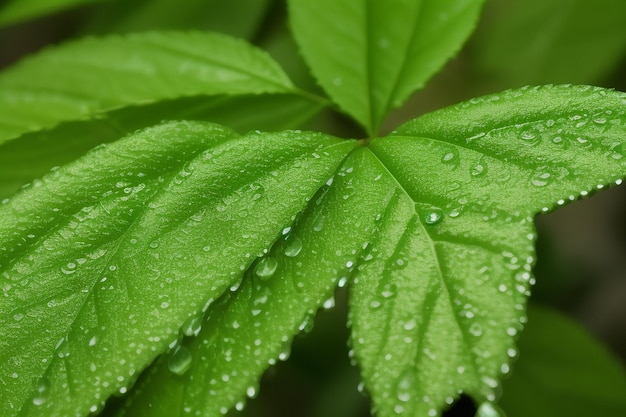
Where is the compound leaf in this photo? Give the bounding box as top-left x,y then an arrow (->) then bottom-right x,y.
349,84 -> 626,416
0,31 -> 297,143
500,305 -> 626,417
3,85 -> 626,417
288,0 -> 485,134
0,121 -> 355,417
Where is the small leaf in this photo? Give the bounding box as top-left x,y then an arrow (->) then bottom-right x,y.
0,121 -> 355,417
0,0 -> 103,27
288,0 -> 485,134
0,31 -> 296,143
500,305 -> 626,417
0,93 -> 325,198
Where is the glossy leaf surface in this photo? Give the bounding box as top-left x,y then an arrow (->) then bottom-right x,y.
288,0 -> 485,134
499,305 -> 626,417
2,86 -> 626,417
0,121 -> 354,417
349,84 -> 626,416
0,31 -> 295,143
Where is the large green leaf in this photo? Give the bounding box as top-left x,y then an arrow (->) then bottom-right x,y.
108,147 -> 394,416
349,84 -> 626,416
3,85 -> 626,417
288,0 -> 485,134
0,121 -> 355,417
499,304 -> 626,417
0,93 -> 324,199
0,0 -> 104,27
472,0 -> 626,88
0,31 -> 299,143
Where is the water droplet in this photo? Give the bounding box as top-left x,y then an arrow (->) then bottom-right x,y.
254,257 -> 278,281
469,323 -> 483,337
441,148 -> 459,165
55,337 -> 70,358
530,169 -> 551,187
61,262 -> 76,275
424,208 -> 443,225
520,129 -> 539,145
278,341 -> 291,361
475,401 -> 504,417
32,377 -> 50,406
283,234 -> 302,257
471,157 -> 488,177
323,295 -> 335,309
182,315 -> 202,337
168,345 -> 192,376
395,370 -> 415,402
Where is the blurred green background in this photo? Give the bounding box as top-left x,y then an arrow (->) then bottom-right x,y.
1,0 -> 625,416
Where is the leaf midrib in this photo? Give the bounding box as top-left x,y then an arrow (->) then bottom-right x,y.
364,146 -> 482,383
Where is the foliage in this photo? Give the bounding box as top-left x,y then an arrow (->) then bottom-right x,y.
1,1 -> 625,417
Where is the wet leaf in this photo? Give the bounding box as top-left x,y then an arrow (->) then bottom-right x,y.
0,121 -> 355,417
0,31 -> 297,143
349,85 -> 626,416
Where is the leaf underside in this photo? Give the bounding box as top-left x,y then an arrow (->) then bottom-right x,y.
1,85 -> 626,417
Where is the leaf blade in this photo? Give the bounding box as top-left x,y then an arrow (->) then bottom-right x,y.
0,122 -> 355,417
0,93 -> 325,199
0,31 -> 295,143
288,0 -> 485,133
349,84 -> 626,416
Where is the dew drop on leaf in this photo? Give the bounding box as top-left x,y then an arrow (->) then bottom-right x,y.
254,256 -> 278,281
282,233 -> 303,257
168,345 -> 192,376
475,401 -> 505,417
469,323 -> 483,337
530,170 -> 552,187
181,315 -> 203,337
395,369 -> 415,403
471,157 -> 488,177
424,208 -> 443,225
32,377 -> 50,406
441,148 -> 459,165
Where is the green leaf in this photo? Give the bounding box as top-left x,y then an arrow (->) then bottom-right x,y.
108,147 -> 394,416
472,0 -> 626,88
0,93 -> 325,199
0,0 -> 104,27
4,85 -> 626,417
0,121 -> 355,417
500,304 -> 626,417
288,0 -> 485,134
348,84 -> 626,416
0,31 -> 297,143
